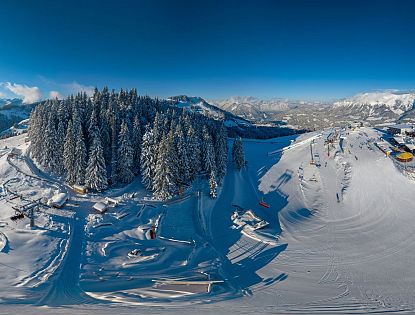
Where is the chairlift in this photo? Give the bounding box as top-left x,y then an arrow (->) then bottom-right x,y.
259,198 -> 270,208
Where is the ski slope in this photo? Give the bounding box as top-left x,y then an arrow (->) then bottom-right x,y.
1,128 -> 415,314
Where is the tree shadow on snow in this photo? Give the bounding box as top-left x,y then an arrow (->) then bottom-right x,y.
208,136 -> 300,299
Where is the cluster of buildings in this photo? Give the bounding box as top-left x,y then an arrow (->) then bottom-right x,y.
376,124 -> 415,162
386,124 -> 415,154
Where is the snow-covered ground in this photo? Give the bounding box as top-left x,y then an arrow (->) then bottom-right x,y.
2,128 -> 415,314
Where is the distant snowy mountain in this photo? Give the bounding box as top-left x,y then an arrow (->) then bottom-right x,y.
0,118 -> 29,138
333,91 -> 415,115
212,96 -> 290,121
168,95 -> 229,121
209,91 -> 415,131
211,96 -> 329,123
167,95 -> 253,126
0,99 -> 35,134
167,95 -> 302,138
0,98 -> 24,109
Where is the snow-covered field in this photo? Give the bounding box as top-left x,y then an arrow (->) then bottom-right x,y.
2,128 -> 415,314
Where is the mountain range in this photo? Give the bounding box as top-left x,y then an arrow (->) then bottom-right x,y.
210,91 -> 415,130
1,90 -> 415,136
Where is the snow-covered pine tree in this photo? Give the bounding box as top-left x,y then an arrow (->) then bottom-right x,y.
186,125 -> 201,180
232,137 -> 245,170
152,112 -> 165,143
214,122 -> 228,183
63,120 -> 76,184
116,121 -> 134,184
153,134 -> 177,200
140,126 -> 157,189
131,116 -> 142,174
202,125 -> 216,175
32,104 -> 48,164
167,129 -> 179,183
110,125 -> 118,183
100,106 -> 111,164
174,123 -> 190,182
55,105 -> 67,175
109,93 -> 120,184
85,110 -> 108,191
88,109 -> 99,146
28,105 -> 42,161
72,109 -> 87,185
85,130 -> 108,191
43,114 -> 59,172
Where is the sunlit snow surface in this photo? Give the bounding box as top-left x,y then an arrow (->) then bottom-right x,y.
1,128 -> 415,314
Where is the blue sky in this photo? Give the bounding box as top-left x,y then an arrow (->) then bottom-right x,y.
0,0 -> 414,102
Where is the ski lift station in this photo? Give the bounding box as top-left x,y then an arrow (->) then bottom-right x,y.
387,124 -> 415,136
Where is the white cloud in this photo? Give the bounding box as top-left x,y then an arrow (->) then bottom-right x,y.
49,90 -> 63,99
0,92 -> 5,98
65,81 -> 95,96
38,77 -> 95,97
1,82 -> 42,104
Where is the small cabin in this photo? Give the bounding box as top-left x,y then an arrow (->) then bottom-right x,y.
93,202 -> 108,214
48,192 -> 69,208
72,184 -> 88,194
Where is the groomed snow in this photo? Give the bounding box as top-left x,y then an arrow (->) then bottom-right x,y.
2,128 -> 415,314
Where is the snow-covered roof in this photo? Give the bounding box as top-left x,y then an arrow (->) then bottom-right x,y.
405,143 -> 415,151
394,136 -> 405,144
49,193 -> 68,207
93,202 -> 108,213
375,141 -> 392,149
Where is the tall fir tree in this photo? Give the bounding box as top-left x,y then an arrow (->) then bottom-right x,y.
214,123 -> 228,183
202,125 -> 216,175
174,123 -> 190,182
131,116 -> 142,174
110,113 -> 119,184
232,137 -> 245,170
55,112 -> 66,174
186,125 -> 201,180
141,126 -> 157,189
153,135 -> 177,200
85,111 -> 108,191
116,121 -> 134,183
73,109 -> 87,185
63,120 -> 76,184
85,131 -> 108,191
43,114 -> 58,172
